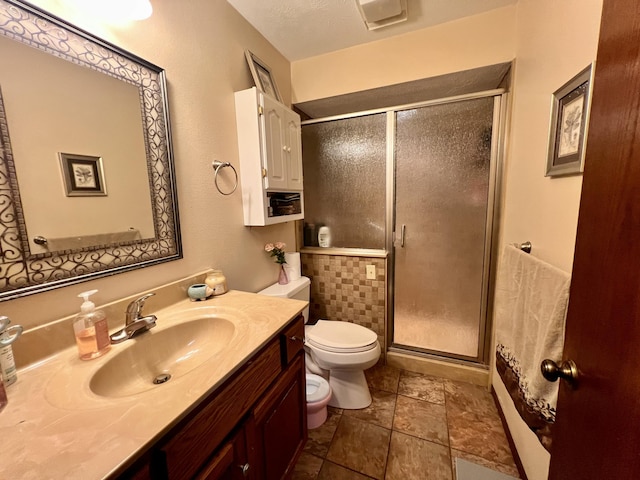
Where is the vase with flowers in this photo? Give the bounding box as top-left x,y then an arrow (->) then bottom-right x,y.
265,242 -> 288,285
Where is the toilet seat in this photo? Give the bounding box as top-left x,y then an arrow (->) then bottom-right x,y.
306,320 -> 378,353
306,373 -> 331,403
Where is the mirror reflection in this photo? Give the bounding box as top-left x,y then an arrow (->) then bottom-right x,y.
0,0 -> 181,300
0,36 -> 155,254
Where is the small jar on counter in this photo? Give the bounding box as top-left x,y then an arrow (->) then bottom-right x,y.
205,270 -> 228,296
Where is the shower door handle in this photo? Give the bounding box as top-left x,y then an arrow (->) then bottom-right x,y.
394,224 -> 406,248
395,224 -> 406,248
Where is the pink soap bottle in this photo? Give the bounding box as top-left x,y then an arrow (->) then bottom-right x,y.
73,290 -> 110,360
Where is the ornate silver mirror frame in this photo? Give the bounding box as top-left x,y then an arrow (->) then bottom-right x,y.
0,0 -> 181,301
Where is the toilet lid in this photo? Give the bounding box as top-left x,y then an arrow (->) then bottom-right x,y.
306,374 -> 331,403
306,320 -> 378,353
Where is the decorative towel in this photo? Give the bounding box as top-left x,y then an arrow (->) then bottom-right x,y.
44,228 -> 141,251
494,244 -> 571,452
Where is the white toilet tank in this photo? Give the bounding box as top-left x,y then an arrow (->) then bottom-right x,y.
258,276 -> 311,322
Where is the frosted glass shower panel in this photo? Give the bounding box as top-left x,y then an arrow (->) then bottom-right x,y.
302,114 -> 386,249
393,98 -> 494,358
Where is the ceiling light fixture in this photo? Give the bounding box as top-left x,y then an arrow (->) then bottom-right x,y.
355,0 -> 408,31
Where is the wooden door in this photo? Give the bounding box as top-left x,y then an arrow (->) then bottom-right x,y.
549,1 -> 640,477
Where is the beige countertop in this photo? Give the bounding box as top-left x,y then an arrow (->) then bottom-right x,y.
0,290 -> 307,479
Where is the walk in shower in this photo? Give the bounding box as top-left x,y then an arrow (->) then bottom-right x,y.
301,88 -> 505,364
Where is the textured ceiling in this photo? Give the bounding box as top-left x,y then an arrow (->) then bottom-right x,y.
227,0 -> 517,61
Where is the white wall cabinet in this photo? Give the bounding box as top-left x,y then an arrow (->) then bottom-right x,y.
235,87 -> 304,226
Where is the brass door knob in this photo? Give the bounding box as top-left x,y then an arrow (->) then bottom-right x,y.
541,359 -> 579,385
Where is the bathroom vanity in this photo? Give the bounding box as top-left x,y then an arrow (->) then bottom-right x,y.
125,315 -> 306,479
0,289 -> 308,480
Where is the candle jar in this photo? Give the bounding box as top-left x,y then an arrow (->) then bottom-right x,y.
205,270 -> 228,296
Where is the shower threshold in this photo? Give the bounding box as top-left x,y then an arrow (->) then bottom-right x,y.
386,348 -> 489,386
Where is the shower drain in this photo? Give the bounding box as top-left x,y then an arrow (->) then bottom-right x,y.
153,373 -> 172,385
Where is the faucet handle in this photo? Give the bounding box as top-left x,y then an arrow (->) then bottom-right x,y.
127,292 -> 155,315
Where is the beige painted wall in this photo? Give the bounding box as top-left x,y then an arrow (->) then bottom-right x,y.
0,36 -> 154,254
2,0 -> 296,330
500,1 -> 603,273
291,5 -> 517,103
492,1 -> 603,479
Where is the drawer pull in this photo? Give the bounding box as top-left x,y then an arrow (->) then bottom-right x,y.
289,336 -> 304,342
239,463 -> 250,476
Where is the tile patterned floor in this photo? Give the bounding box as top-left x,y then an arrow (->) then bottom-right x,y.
292,365 -> 520,480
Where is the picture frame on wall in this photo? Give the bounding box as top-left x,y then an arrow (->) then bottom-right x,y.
59,153 -> 107,196
244,49 -> 282,102
545,63 -> 595,177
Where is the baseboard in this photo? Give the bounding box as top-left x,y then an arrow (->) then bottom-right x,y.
491,386 -> 528,480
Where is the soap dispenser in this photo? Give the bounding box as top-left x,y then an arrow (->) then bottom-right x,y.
73,290 -> 110,360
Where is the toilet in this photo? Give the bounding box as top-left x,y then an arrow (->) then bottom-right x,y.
258,276 -> 381,410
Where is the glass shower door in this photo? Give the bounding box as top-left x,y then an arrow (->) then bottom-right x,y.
393,97 -> 496,359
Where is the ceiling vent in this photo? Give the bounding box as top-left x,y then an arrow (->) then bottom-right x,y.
356,0 -> 408,30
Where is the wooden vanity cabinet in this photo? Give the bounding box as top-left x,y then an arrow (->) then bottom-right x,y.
122,315 -> 306,480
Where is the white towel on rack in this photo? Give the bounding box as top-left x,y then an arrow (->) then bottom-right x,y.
495,244 -> 571,424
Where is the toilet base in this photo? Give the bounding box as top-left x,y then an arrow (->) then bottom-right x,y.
327,369 -> 372,409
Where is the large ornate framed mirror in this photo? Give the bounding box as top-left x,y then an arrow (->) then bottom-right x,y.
0,0 -> 181,301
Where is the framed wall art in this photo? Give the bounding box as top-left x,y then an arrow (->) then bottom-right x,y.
245,49 -> 282,102
59,153 -> 107,196
546,63 -> 595,177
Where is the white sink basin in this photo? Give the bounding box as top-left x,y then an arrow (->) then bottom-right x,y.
89,316 -> 235,398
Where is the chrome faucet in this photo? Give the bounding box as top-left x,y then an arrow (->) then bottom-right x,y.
110,293 -> 158,344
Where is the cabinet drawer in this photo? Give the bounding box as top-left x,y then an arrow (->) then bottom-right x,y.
195,426 -> 250,480
280,315 -> 304,366
160,340 -> 281,479
196,441 -> 234,480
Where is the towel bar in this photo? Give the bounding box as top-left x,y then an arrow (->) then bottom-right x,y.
518,241 -> 532,253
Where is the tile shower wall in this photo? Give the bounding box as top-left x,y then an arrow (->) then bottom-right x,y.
301,253 -> 386,354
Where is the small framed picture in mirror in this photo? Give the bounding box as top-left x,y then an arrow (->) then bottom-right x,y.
245,49 -> 282,102
546,63 -> 595,177
59,153 -> 107,196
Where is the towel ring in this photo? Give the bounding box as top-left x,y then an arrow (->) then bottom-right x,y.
212,160 -> 238,196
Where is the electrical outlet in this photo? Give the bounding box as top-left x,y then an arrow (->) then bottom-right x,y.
366,264 -> 376,280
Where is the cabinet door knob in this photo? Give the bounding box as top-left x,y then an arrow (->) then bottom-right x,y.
283,145 -> 288,151
239,463 -> 250,476
290,336 -> 304,343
